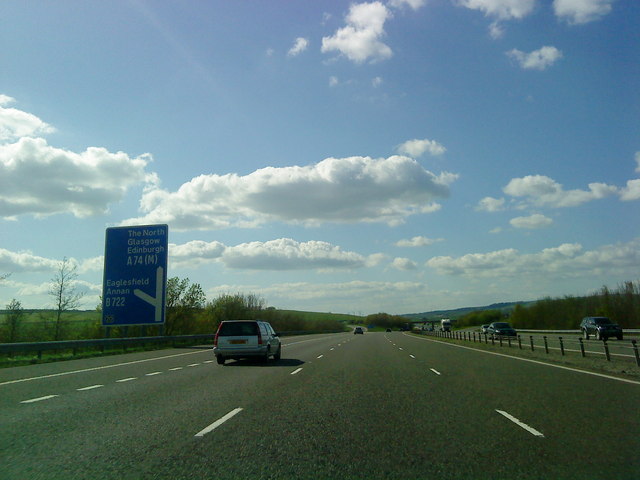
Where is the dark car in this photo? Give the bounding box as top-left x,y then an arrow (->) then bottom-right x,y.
580,317 -> 623,341
354,326 -> 364,334
386,328 -> 392,332
487,322 -> 517,337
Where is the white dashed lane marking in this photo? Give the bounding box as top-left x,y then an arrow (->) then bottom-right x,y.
21,395 -> 58,404
195,408 -> 243,438
496,410 -> 545,437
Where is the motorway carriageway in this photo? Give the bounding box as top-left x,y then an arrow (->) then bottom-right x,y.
1,332 -> 638,480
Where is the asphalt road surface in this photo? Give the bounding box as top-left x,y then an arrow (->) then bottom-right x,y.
2,332 -> 639,479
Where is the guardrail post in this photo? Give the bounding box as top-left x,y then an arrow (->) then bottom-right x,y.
529,335 -> 534,351
559,337 -> 564,356
491,335 -> 495,345
499,336 -> 502,347
603,341 -> 611,361
517,335 -> 522,350
507,337 -> 511,348
543,336 -> 549,354
632,340 -> 640,367
578,338 -> 585,357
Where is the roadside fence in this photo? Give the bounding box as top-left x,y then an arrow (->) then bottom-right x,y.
422,330 -> 640,368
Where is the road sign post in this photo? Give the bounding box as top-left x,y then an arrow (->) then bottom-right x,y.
102,224 -> 168,327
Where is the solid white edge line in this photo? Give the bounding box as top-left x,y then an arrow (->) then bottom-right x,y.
403,333 -> 640,386
77,384 -> 104,391
0,349 -> 207,387
3,332 -> 351,388
290,367 -> 303,375
21,395 -> 59,404
195,408 -> 243,437
496,409 -> 545,437
430,368 -> 441,375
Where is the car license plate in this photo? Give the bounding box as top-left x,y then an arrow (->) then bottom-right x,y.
229,339 -> 247,344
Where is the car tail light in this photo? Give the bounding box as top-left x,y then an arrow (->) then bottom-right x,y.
257,328 -> 263,345
214,323 -> 223,347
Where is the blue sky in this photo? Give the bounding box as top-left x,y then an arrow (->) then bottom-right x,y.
1,0 -> 638,315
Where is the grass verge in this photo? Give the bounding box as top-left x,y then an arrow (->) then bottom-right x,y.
409,332 -> 640,381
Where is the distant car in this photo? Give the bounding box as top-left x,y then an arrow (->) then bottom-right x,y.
386,328 -> 392,332
354,327 -> 364,334
487,322 -> 517,337
580,317 -> 623,341
213,320 -> 281,365
481,324 -> 489,334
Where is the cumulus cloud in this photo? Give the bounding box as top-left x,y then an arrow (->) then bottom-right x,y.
321,2 -> 393,64
620,180 -> 640,201
503,175 -> 617,208
389,0 -> 427,9
507,46 -> 563,70
427,238 -> 640,278
427,239 -> 640,278
0,137 -> 154,218
0,97 -> 156,219
396,138 -> 446,157
0,248 -> 61,273
509,213 -> 553,229
0,95 -> 55,141
122,156 -> 456,230
457,0 -> 535,36
457,0 -> 536,20
391,257 -> 418,270
553,0 -> 614,25
287,37 -> 309,57
476,196 -> 506,212
168,238 -> 381,271
395,236 -> 443,247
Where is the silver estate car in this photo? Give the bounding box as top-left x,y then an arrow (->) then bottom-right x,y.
213,320 -> 281,365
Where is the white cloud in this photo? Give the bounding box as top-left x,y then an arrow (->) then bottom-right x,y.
122,155 -> 456,231
0,136 -> 155,219
0,96 -> 156,219
427,238 -> 640,278
620,179 -> 640,201
0,95 -> 55,142
503,175 -> 617,208
391,257 -> 418,270
476,196 -> 506,212
489,21 -> 505,39
396,138 -> 446,157
221,238 -> 372,271
553,0 -> 614,25
635,152 -> 640,173
321,2 -> 393,64
0,248 -> 61,273
372,76 -> 383,88
329,76 -> 339,87
287,37 -> 309,57
395,236 -> 443,247
507,46 -> 563,70
509,213 -> 553,229
457,0 -> 536,20
389,0 -> 427,10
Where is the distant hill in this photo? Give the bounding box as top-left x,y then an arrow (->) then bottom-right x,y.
402,301 -> 533,321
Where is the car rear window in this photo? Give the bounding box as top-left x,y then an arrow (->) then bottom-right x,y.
218,322 -> 259,336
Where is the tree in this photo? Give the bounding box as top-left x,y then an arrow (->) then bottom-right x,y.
3,299 -> 24,343
49,257 -> 84,340
165,277 -> 206,335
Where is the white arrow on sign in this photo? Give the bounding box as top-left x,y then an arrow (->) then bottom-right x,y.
133,266 -> 164,323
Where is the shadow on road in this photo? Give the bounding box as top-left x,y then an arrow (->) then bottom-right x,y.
223,358 -> 305,368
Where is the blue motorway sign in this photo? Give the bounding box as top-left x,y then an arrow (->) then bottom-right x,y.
102,224 -> 168,326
